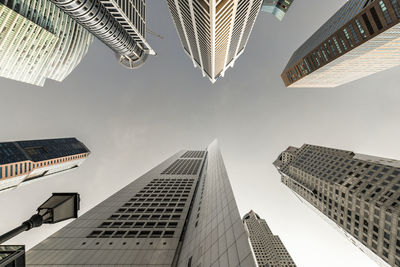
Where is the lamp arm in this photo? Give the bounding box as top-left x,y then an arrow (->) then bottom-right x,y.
0,214 -> 43,244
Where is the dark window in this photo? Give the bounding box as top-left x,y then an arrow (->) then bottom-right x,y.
370,7 -> 383,29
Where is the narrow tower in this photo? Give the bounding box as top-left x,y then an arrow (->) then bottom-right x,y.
282,0 -> 400,87
274,144 -> 400,266
26,141 -> 257,266
166,0 -> 263,83
0,138 -> 90,192
243,210 -> 296,266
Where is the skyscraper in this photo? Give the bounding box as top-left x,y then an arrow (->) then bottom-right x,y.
49,0 -> 155,69
0,0 -> 93,86
166,0 -> 263,83
274,144 -> 400,267
243,210 -> 296,266
282,0 -> 400,88
26,140 -> 257,266
261,0 -> 294,21
0,138 -> 90,192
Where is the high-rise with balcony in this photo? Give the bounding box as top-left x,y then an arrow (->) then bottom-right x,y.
243,210 -> 296,267
0,0 -> 93,86
0,138 -> 90,192
282,0 -> 400,88
166,0 -> 263,83
274,144 -> 400,266
49,0 -> 155,69
26,140 -> 257,266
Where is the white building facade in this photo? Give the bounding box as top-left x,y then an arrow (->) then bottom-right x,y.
166,0 -> 263,83
0,0 -> 93,86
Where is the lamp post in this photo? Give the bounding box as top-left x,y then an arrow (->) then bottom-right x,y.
0,193 -> 80,244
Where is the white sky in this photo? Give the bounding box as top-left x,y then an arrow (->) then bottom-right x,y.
1,1 -> 399,266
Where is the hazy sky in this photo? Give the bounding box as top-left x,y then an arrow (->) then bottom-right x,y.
1,0 -> 400,266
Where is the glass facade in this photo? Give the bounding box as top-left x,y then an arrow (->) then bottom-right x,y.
0,0 -> 93,86
261,0 -> 294,21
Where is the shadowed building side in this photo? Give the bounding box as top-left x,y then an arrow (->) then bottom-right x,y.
26,140 -> 257,266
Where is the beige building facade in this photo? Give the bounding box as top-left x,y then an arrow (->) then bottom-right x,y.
274,144 -> 400,266
243,210 -> 296,267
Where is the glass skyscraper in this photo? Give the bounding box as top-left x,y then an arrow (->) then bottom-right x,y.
0,138 -> 90,192
0,0 -> 93,86
282,0 -> 400,88
26,141 -> 258,266
274,144 -> 400,266
261,0 -> 294,21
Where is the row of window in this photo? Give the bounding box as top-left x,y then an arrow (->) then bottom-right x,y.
285,0 -> 400,84
87,230 -> 175,239
0,153 -> 87,179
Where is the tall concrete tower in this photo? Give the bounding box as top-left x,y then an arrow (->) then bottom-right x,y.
243,210 -> 296,267
274,144 -> 400,267
282,0 -> 400,87
26,140 -> 257,266
166,0 -> 263,83
0,138 -> 90,192
0,0 -> 93,86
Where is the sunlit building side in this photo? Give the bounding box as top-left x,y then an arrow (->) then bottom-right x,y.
0,0 -> 93,86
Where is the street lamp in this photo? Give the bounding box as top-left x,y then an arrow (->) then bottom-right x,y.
0,193 -> 80,244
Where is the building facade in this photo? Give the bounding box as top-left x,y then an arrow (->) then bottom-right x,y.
261,0 -> 294,21
0,245 -> 25,266
26,140 -> 257,266
243,210 -> 296,267
166,0 -> 263,83
49,0 -> 155,69
0,0 -> 93,86
282,0 -> 400,87
0,138 -> 90,192
274,144 -> 400,266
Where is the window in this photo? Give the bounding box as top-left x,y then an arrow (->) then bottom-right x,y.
362,13 -> 375,34
370,7 -> 383,29
355,19 -> 367,38
379,1 -> 392,24
391,0 -> 400,18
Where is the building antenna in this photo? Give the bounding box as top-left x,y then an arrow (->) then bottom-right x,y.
146,27 -> 164,39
